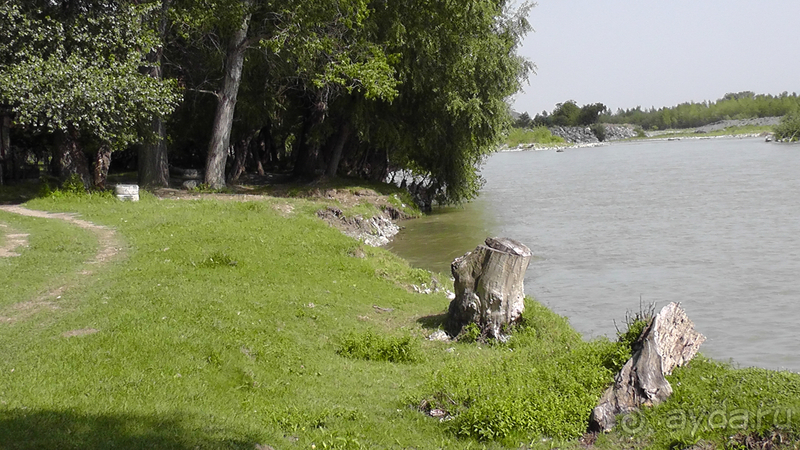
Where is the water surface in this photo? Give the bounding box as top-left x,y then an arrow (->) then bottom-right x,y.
388,138 -> 800,372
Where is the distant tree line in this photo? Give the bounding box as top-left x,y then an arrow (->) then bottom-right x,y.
0,0 -> 534,204
601,91 -> 800,130
514,101 -> 609,141
515,101 -> 608,128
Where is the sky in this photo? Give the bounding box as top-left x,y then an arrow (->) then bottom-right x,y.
511,0 -> 800,116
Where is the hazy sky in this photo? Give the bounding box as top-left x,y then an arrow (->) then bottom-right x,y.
512,0 -> 800,116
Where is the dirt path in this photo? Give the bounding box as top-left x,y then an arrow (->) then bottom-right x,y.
0,223 -> 29,257
0,205 -> 124,323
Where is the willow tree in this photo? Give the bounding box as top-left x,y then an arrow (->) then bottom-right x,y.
346,0 -> 534,204
0,0 -> 180,188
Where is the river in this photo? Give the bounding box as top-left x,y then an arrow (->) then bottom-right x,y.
387,137 -> 800,372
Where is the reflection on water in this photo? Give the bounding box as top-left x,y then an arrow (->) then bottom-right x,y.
388,138 -> 800,372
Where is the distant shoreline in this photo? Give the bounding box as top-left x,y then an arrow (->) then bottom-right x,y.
503,117 -> 779,152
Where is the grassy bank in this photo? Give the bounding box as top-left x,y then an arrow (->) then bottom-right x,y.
505,127 -> 566,148
1,186 -> 799,449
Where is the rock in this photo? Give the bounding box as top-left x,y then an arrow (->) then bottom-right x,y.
114,184 -> 139,201
182,169 -> 203,180
546,124 -> 638,144
447,237 -> 532,339
316,206 -> 400,247
427,330 -> 451,342
182,179 -> 198,190
589,302 -> 705,432
170,167 -> 204,180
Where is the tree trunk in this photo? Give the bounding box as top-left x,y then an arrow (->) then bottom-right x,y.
138,0 -> 172,188
55,126 -> 92,189
228,133 -> 253,182
589,302 -> 706,432
139,118 -> 170,188
0,114 -> 9,185
93,144 -> 112,189
254,125 -> 271,175
325,121 -> 351,177
447,237 -> 532,338
205,0 -> 252,189
293,99 -> 327,178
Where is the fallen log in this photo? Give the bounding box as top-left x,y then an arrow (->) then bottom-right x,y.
589,302 -> 706,432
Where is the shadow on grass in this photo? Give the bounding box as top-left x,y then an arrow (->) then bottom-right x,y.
416,312 -> 447,330
0,180 -> 40,205
0,409 -> 259,450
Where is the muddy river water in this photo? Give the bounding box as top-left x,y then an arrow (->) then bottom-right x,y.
388,138 -> 800,372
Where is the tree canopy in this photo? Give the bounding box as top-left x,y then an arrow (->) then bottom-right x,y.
0,0 -> 533,203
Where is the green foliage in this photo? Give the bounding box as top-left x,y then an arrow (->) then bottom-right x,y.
457,323 -> 482,343
616,301 -> 656,351
536,101 -> 607,127
350,0 -> 535,204
550,101 -> 582,126
514,112 -> 533,128
422,299 -> 627,442
590,123 -> 607,142
602,91 -> 800,130
615,357 -> 800,449
60,174 -> 89,195
773,112 -> 800,141
505,126 -> 565,147
337,330 -> 421,363
0,1 -> 181,149
38,175 -> 115,199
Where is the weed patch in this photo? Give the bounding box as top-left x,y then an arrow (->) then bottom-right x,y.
337,330 -> 421,363
421,300 -> 628,443
505,126 -> 565,147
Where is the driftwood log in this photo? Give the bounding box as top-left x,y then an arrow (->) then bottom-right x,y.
447,237 -> 532,339
589,302 -> 706,432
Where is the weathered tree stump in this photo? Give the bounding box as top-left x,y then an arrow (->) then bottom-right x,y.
447,237 -> 532,339
589,302 -> 706,432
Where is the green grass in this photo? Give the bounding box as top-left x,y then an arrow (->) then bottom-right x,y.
594,357 -> 800,449
0,210 -> 98,309
505,127 -> 566,147
421,302 -> 630,445
0,190 -> 798,449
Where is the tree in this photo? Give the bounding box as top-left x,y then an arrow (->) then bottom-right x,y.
577,103 -> 607,126
551,101 -> 581,126
139,0 -> 174,188
341,0 -> 534,204
514,112 -> 533,128
0,0 -> 180,188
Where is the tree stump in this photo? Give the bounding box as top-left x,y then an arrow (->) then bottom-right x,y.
447,237 -> 532,339
589,302 -> 706,432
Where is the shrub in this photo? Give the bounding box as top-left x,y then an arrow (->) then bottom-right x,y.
590,123 -> 607,141
457,323 -> 481,343
616,301 -> 656,351
506,126 -> 566,147
773,112 -> 800,141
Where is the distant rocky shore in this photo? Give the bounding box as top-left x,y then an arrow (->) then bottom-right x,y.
507,117 -> 782,151
550,124 -> 639,143
507,124 -> 638,151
